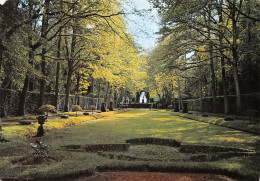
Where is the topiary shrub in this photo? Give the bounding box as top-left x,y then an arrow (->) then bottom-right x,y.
38,105 -> 56,116
89,105 -> 96,110
157,103 -> 162,109
167,105 -> 173,109
89,105 -> 96,114
37,105 -> 56,124
71,105 -> 82,117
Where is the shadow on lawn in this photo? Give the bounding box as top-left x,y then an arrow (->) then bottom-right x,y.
60,137 -> 255,162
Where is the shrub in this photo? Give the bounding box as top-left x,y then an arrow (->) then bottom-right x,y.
167,105 -> 173,109
89,105 -> 96,110
89,105 -> 96,114
38,105 -> 56,115
157,103 -> 162,108
71,105 -> 82,117
71,105 -> 82,112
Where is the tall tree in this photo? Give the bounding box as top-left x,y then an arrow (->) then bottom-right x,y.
149,0 -> 260,114
38,0 -> 50,108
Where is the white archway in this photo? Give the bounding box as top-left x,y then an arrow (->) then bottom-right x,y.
139,91 -> 147,103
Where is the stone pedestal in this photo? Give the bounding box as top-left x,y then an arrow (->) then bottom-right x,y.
174,103 -> 179,112
101,103 -> 106,112
36,125 -> 44,137
109,102 -> 113,111
183,102 -> 188,113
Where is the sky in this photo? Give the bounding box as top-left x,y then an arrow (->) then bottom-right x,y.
123,0 -> 160,50
0,0 -> 7,5
0,0 -> 160,50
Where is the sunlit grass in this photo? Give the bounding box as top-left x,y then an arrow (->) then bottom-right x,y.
1,111 -> 121,140
2,124 -> 38,139
0,109 -> 259,180
212,136 -> 246,142
40,109 -> 259,150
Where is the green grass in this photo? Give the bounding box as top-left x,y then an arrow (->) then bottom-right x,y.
170,111 -> 260,135
0,109 -> 259,180
44,109 -> 258,149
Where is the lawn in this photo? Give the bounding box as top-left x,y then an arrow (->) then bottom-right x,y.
0,109 -> 259,180
44,109 -> 258,149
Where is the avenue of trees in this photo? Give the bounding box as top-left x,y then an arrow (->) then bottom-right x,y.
1,0 -> 259,117
147,0 -> 260,114
0,0 -> 147,116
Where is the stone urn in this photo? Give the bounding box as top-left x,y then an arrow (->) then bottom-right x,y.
37,115 -> 47,125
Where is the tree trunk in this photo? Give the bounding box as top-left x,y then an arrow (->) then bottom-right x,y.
199,66 -> 203,112
16,0 -> 34,115
177,77 -> 183,110
0,46 -> 3,73
97,80 -> 101,110
219,37 -> 229,114
105,82 -> 110,106
38,0 -> 50,108
209,56 -> 217,113
54,34 -> 61,110
64,69 -> 72,112
233,56 -> 242,113
217,0 -> 229,114
38,59 -> 46,108
54,63 -> 60,110
0,80 -> 11,117
109,86 -> 114,109
208,31 -> 217,113
17,74 -> 30,116
54,0 -> 64,111
231,0 -> 242,113
204,5 -> 217,113
221,57 -> 229,114
63,15 -> 79,111
92,77 -> 95,107
75,72 -> 80,105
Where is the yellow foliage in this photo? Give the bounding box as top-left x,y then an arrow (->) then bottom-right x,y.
73,2 -> 148,93
153,71 -> 184,98
1,111 -> 119,139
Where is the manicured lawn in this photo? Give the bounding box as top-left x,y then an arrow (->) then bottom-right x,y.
0,109 -> 259,180
44,109 -> 258,150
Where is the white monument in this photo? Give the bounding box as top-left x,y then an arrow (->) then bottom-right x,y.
139,91 -> 147,103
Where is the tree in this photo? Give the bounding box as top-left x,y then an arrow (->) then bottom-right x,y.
148,0 -> 260,114
38,0 -> 50,108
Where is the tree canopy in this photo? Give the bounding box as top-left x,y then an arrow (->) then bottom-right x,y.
147,0 -> 260,113
0,0 -> 147,115
0,0 -> 259,116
